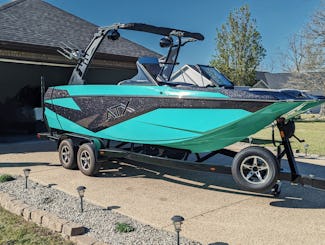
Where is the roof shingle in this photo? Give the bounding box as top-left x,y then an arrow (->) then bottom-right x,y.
0,0 -> 159,58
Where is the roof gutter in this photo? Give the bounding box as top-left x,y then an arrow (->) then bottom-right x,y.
0,40 -> 138,63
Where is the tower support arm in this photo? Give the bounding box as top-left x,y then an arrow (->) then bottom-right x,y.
69,24 -> 121,85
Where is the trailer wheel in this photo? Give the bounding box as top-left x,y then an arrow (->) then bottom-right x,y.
58,139 -> 77,169
77,143 -> 100,176
231,146 -> 279,193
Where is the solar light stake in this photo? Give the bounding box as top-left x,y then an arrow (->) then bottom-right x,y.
171,215 -> 184,245
23,168 -> 31,189
248,137 -> 253,145
304,144 -> 309,156
76,186 -> 86,213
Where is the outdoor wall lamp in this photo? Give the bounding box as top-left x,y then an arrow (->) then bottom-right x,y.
76,186 -> 86,213
23,168 -> 31,189
171,215 -> 184,245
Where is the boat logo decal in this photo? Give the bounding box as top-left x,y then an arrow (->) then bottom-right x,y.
106,102 -> 135,121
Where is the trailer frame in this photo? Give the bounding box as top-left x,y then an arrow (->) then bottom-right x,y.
38,118 -> 325,195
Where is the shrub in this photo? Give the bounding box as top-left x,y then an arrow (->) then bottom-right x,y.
115,222 -> 135,233
0,174 -> 15,183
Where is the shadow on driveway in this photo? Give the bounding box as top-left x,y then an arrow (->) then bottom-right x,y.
95,159 -> 325,209
1,138 -> 324,209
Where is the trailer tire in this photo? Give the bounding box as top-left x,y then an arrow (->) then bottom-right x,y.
77,143 -> 100,176
58,139 -> 77,169
231,146 -> 279,193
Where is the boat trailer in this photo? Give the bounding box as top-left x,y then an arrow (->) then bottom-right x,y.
38,118 -> 325,196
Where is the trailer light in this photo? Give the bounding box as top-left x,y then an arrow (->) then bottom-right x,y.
171,215 -> 184,245
76,186 -> 86,213
23,168 -> 31,189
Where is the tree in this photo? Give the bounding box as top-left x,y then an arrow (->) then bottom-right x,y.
280,33 -> 305,72
280,31 -> 324,73
284,2 -> 325,114
304,1 -> 325,72
308,2 -> 325,48
309,2 -> 325,115
210,5 -> 266,86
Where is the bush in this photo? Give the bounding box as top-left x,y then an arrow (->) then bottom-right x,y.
115,222 -> 135,233
0,174 -> 15,183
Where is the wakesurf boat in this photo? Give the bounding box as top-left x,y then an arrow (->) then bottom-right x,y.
44,23 -> 324,153
41,23 -> 325,193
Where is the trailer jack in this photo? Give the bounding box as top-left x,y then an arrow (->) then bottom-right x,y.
271,117 -> 325,195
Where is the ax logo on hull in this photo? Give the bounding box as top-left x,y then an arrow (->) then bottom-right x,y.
106,102 -> 135,121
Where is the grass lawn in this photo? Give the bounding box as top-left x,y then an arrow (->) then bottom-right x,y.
0,206 -> 73,245
252,121 -> 325,156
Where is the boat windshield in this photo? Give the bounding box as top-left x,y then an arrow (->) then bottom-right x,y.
198,65 -> 234,88
159,46 -> 179,81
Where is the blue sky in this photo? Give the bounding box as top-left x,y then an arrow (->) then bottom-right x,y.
1,0 -> 321,72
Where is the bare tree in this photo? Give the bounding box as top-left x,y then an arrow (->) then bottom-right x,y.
280,33 -> 324,73
258,55 -> 276,72
307,1 -> 325,48
288,72 -> 324,91
305,2 -> 325,115
302,39 -> 325,71
284,2 -> 325,114
280,33 -> 305,72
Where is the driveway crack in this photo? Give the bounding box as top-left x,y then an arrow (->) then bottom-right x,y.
161,196 -> 253,229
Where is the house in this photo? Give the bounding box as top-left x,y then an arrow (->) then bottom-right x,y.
254,71 -> 325,92
254,71 -> 325,113
0,0 -> 159,134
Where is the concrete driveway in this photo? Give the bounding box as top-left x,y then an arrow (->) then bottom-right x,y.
0,139 -> 324,245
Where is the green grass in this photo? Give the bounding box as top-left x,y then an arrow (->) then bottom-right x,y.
115,222 -> 135,233
252,122 -> 325,155
0,174 -> 15,183
0,206 -> 73,245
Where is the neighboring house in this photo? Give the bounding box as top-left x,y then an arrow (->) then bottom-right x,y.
254,71 -> 325,93
254,72 -> 293,89
254,71 -> 325,113
0,0 -> 159,134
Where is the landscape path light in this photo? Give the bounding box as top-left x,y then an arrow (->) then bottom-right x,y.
304,144 -> 309,156
171,215 -> 184,245
248,137 -> 253,145
23,168 -> 31,189
76,186 -> 86,213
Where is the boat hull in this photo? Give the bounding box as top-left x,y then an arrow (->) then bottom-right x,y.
44,85 -> 324,152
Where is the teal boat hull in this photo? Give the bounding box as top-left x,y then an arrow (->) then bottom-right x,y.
44,85 -> 324,153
